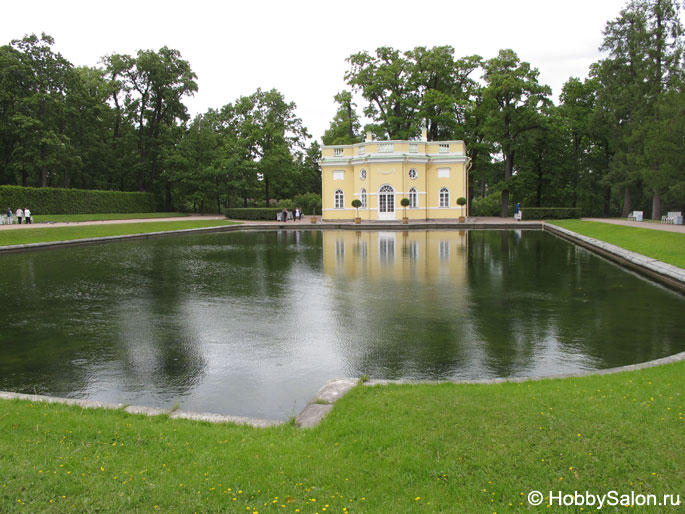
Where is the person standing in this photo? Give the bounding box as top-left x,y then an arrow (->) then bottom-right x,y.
16,207 -> 23,225
5,207 -> 11,224
24,207 -> 31,224
282,208 -> 288,222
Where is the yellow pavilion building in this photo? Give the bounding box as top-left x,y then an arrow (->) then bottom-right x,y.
320,130 -> 470,221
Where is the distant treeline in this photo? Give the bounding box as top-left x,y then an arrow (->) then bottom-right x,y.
1,0 -> 683,217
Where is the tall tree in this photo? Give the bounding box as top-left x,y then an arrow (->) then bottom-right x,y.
321,90 -> 362,145
1,33 -> 75,187
595,0 -> 684,218
345,46 -> 419,140
481,49 -> 551,216
104,47 -> 197,192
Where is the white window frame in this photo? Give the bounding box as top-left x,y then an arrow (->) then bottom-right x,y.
361,188 -> 367,208
439,187 -> 449,208
334,189 -> 344,209
409,187 -> 418,208
408,168 -> 417,180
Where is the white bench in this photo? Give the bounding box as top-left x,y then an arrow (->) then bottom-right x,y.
627,211 -> 643,222
661,211 -> 683,225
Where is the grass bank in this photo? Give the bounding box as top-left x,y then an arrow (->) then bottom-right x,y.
31,212 -> 191,223
0,220 -> 239,247
1,361 -> 683,513
549,220 -> 685,269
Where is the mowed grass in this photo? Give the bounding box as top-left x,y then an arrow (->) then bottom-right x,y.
0,220 -> 240,247
1,361 -> 683,513
31,212 -> 192,223
550,219 -> 685,269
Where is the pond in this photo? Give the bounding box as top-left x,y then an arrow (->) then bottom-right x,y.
0,229 -> 683,421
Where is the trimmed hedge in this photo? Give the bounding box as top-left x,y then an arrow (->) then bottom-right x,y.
224,208 -> 283,221
522,207 -> 582,220
0,185 -> 157,215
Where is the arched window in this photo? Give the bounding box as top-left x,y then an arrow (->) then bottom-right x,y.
378,184 -> 395,213
409,187 -> 418,208
334,189 -> 344,209
439,187 -> 449,208
361,188 -> 367,208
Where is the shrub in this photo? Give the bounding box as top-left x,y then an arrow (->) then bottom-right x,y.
471,194 -> 509,217
292,193 -> 321,215
521,207 -> 583,220
0,185 -> 157,215
224,208 -> 283,220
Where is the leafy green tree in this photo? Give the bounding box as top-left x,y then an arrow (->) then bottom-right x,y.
481,49 -> 551,216
594,0 -> 684,218
1,34 -> 75,187
104,47 -> 198,193
321,91 -> 362,145
345,46 -> 418,140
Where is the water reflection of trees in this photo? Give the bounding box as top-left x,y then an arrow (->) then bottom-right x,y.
466,231 -> 685,374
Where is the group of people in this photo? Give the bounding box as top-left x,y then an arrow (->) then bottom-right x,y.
281,207 -> 303,222
5,207 -> 32,224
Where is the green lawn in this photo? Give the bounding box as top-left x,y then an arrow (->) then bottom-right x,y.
550,219 -> 685,269
0,220 -> 239,247
1,361 -> 683,513
31,212 -> 192,223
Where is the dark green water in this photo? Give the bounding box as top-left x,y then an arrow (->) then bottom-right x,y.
0,229 -> 683,420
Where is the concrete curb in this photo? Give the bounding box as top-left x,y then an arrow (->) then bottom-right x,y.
545,223 -> 685,292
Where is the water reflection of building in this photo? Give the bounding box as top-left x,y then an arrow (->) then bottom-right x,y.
323,230 -> 467,284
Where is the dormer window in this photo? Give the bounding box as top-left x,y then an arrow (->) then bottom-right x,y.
334,147 -> 344,156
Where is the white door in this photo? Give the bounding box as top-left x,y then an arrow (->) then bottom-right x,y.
378,185 -> 395,220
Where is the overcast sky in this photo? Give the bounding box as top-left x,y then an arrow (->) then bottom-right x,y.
2,0 -> 638,143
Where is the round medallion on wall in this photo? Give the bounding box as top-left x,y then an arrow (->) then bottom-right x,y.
409,168 -> 418,180
360,169 -> 367,180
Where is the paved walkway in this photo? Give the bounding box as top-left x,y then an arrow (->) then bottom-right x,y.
2,215 -> 682,232
0,215 -> 224,230
582,217 -> 685,233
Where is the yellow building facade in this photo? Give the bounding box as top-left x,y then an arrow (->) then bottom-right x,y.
320,131 -> 469,221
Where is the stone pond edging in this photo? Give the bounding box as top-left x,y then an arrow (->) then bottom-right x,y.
544,223 -> 685,293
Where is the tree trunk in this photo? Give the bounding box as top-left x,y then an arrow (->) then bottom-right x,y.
40,143 -> 48,187
165,182 -> 172,211
501,151 -> 514,217
265,177 -> 270,207
500,189 -> 509,218
651,192 -> 661,220
621,186 -> 632,217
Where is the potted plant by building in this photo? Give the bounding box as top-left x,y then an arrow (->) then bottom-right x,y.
400,197 -> 410,224
457,197 -> 467,222
351,198 -> 362,224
